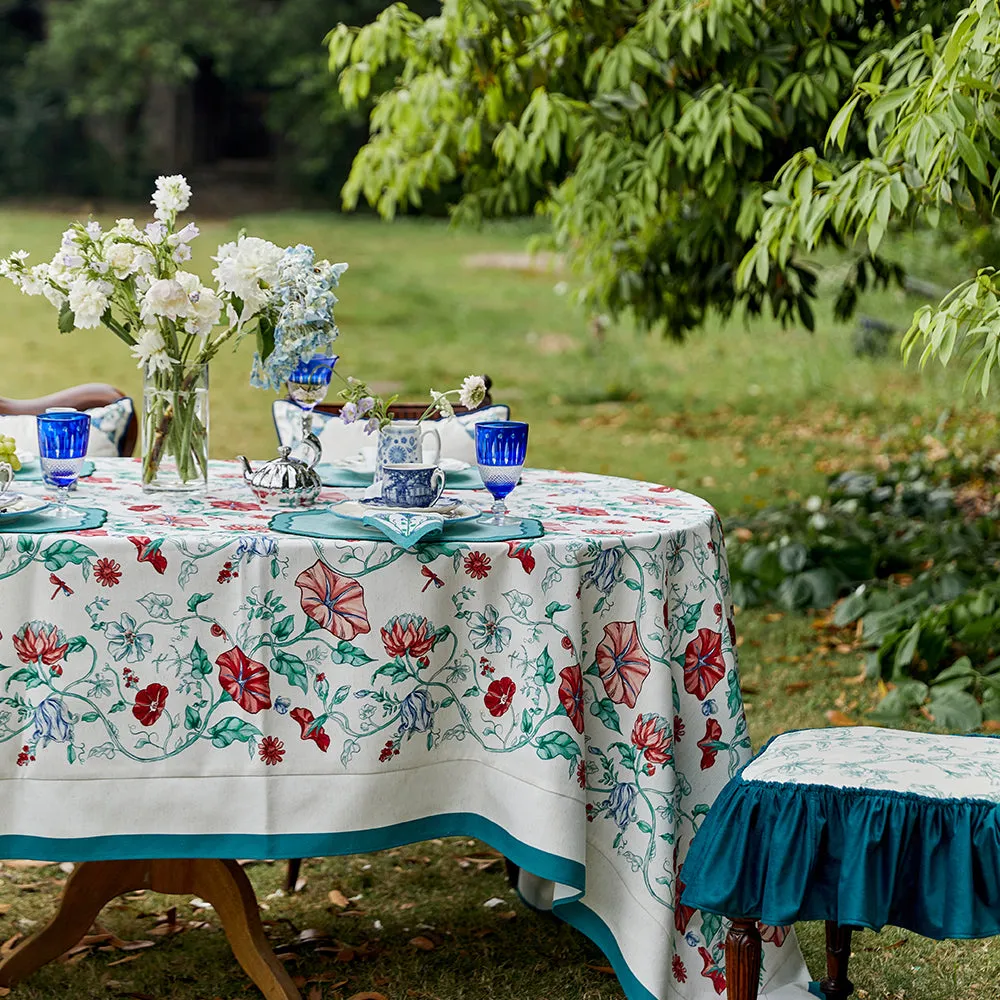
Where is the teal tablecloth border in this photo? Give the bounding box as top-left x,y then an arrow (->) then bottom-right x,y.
0,812 -> 660,1000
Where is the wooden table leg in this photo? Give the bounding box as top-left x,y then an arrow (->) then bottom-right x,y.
819,922 -> 854,1000
0,859 -> 300,1000
725,918 -> 761,1000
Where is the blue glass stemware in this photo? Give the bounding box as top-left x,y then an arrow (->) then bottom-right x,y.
286,354 -> 338,466
36,411 -> 90,517
475,421 -> 529,525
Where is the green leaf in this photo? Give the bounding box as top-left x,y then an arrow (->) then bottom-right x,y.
679,601 -> 704,633
534,647 -> 555,686
186,593 -> 212,612
893,622 -> 921,674
590,697 -> 622,733
374,660 -> 409,684
207,717 -> 262,749
190,640 -> 213,678
545,601 -> 570,619
869,680 -> 927,723
108,700 -> 126,714
41,539 -> 97,571
330,640 -> 374,667
928,689 -> 982,731
521,708 -> 533,734
332,684 -> 351,705
585,661 -> 600,677
58,300 -> 75,333
636,820 -> 652,834
67,635 -> 88,654
5,667 -> 41,689
80,712 -> 100,723
67,743 -> 76,764
623,578 -> 641,591
271,650 -> 308,694
185,705 -> 201,731
463,686 -> 479,698
535,730 -> 581,763
272,614 -> 295,640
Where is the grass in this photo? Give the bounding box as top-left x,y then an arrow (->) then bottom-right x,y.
0,207 -> 998,999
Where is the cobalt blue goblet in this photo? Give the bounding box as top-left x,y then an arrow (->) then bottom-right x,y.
475,421 -> 528,525
36,411 -> 90,517
287,354 -> 338,467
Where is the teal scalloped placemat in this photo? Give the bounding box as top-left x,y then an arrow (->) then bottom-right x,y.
15,460 -> 97,483
0,505 -> 107,534
270,508 -> 544,546
317,464 -> 485,491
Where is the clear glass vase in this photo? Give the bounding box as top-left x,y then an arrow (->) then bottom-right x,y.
141,360 -> 209,493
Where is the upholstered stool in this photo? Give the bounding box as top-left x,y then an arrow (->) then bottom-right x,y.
681,726 -> 1000,1000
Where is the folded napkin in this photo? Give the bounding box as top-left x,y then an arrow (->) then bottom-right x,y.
15,459 -> 97,483
361,510 -> 445,549
271,509 -> 545,550
0,505 -> 107,534
317,463 -> 485,491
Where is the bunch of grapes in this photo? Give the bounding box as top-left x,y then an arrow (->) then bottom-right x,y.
0,435 -> 21,471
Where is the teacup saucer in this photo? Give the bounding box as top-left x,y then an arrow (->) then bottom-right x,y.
332,498 -> 481,523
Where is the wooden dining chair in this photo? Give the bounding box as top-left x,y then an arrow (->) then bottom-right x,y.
309,374 -> 495,421
0,383 -> 138,457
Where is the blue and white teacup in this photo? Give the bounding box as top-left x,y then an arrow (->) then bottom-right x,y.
382,463 -> 446,509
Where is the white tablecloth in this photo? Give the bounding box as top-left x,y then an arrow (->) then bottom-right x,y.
0,459 -> 810,999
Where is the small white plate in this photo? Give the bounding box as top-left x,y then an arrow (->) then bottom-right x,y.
331,498 -> 481,524
0,495 -> 51,521
15,450 -> 35,466
334,453 -> 471,474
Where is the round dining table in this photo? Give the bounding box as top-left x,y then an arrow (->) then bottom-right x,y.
0,459 -> 812,999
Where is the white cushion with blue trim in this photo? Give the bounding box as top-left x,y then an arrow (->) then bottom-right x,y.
272,400 -> 511,464
0,397 -> 134,458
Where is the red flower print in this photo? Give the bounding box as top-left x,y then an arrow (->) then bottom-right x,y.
556,505 -> 609,517
210,623 -> 226,638
557,664 -> 585,734
631,713 -> 673,765
464,551 -> 491,579
210,499 -> 261,511
290,707 -> 330,753
673,715 -> 685,740
672,955 -> 687,983
295,560 -> 370,639
713,602 -> 722,619
132,683 -> 168,726
258,736 -> 285,766
484,677 -> 516,717
576,758 -> 587,788
759,923 -> 791,947
142,513 -> 208,528
216,647 -> 272,714
128,504 -> 160,512
507,541 -> 535,574
683,628 -> 726,700
94,558 -> 121,587
561,635 -> 574,651
595,621 -> 650,708
381,616 -> 439,659
698,947 -> 726,995
698,718 -> 724,770
13,622 -> 68,667
128,536 -> 168,574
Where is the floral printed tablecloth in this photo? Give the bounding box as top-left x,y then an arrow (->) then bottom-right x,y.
0,459 -> 810,1000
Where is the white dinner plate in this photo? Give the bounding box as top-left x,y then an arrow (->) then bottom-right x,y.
330,497 -> 482,524
0,495 -> 51,521
333,452 -> 471,474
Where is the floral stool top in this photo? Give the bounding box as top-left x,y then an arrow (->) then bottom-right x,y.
681,726 -> 1000,940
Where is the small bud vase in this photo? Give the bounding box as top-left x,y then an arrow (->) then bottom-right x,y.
141,360 -> 210,493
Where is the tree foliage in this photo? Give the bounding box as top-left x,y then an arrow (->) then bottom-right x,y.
328,0 -> 962,338
746,0 -> 1000,394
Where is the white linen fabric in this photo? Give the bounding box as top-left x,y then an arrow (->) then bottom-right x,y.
272,400 -> 511,464
0,398 -> 134,457
0,459 -> 810,1000
742,727 -> 1000,801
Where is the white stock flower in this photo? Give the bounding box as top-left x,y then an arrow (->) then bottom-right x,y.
151,175 -> 192,221
169,223 -> 199,246
458,375 -> 487,409
212,236 -> 283,312
106,242 -> 141,279
142,278 -> 191,321
175,272 -> 221,336
429,390 -> 454,418
67,278 -> 111,328
131,327 -> 172,373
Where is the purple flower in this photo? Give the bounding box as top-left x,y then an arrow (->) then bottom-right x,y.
32,696 -> 73,746
341,401 -> 358,424
397,688 -> 434,739
364,417 -> 379,435
606,781 -> 636,830
274,695 -> 291,715
357,396 -> 375,416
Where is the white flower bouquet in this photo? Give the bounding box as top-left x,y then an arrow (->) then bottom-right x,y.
0,176 -> 347,491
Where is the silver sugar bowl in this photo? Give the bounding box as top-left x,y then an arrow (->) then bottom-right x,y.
238,447 -> 322,507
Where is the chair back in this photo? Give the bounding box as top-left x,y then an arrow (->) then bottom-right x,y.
312,376 -> 494,422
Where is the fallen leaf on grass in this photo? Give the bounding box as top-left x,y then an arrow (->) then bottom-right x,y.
294,876 -> 308,893
1,934 -> 23,957
347,993 -> 387,1000
0,861 -> 48,870
296,928 -> 332,945
409,936 -> 436,951
482,897 -> 505,908
824,710 -> 856,727
107,956 -> 141,968
307,974 -> 348,986
454,853 -> 502,871
763,612 -> 784,623
0,904 -> 9,916
983,720 -> 1000,733
587,963 -> 616,975
0,986 -> 9,997
328,890 -> 350,908
835,644 -> 854,655
188,897 -> 213,910
784,682 -> 811,694
496,911 -> 517,920
308,987 -> 323,1000
398,902 -> 416,911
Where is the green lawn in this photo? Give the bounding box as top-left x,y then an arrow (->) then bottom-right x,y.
0,208 -> 997,999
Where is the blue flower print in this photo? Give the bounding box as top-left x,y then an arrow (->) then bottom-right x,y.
235,535 -> 277,561
607,781 -> 637,831
274,695 -> 291,715
467,605 -> 511,654
105,613 -> 154,663
398,688 -> 434,739
701,699 -> 717,717
582,547 -> 624,596
32,696 -> 73,746
685,933 -> 699,948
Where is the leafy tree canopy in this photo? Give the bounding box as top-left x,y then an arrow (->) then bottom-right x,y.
745,0 -> 1000,395
328,0 -> 964,338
